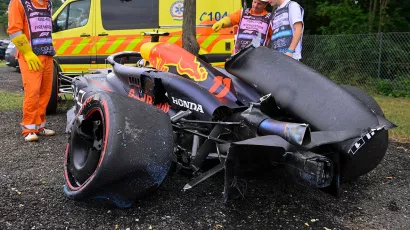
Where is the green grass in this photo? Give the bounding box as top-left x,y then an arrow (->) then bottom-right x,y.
374,95 -> 410,143
0,89 -> 74,111
0,90 -> 24,110
0,62 -> 7,67
0,90 -> 409,142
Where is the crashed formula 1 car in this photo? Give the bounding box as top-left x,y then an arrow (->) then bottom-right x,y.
63,33 -> 396,208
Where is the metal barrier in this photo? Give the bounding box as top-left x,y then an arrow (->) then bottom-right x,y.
301,32 -> 410,97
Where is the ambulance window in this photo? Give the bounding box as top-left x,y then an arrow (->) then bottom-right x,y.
54,0 -> 91,32
101,0 -> 159,30
54,7 -> 68,32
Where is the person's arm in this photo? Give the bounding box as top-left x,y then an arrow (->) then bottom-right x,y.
285,2 -> 304,56
227,9 -> 242,27
286,22 -> 302,54
212,9 -> 242,32
7,0 -> 25,39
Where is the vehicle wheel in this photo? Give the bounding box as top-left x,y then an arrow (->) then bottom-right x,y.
339,85 -> 389,182
64,91 -> 174,208
46,62 -> 59,114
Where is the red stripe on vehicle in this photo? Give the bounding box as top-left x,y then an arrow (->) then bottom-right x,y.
91,79 -> 112,92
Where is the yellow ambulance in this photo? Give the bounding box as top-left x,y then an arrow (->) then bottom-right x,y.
51,0 -> 243,73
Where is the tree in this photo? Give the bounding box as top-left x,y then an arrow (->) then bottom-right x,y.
316,0 -> 368,34
268,0 -> 409,35
0,1 -> 7,24
0,1 -> 8,36
368,0 -> 378,32
52,0 -> 63,13
377,0 -> 390,33
181,0 -> 200,56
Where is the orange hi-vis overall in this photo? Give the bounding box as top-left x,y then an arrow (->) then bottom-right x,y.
8,0 -> 56,136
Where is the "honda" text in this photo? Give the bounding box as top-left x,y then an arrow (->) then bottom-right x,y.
171,97 -> 204,113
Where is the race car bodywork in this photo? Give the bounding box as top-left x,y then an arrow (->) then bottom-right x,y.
63,36 -> 396,208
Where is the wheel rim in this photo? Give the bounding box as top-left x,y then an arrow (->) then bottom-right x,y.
66,108 -> 105,189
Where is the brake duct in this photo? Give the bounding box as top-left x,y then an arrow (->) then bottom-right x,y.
238,106 -> 312,147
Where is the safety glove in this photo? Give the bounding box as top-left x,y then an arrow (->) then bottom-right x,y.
12,34 -> 43,71
212,17 -> 231,32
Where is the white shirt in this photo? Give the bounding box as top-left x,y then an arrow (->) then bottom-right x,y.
276,0 -> 304,60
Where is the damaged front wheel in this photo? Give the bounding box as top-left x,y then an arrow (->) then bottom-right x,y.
64,91 -> 174,208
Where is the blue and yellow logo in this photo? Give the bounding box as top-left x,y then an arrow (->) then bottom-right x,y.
170,1 -> 184,21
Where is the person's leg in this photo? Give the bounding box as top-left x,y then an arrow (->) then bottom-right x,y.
18,55 -> 43,140
38,55 -> 55,136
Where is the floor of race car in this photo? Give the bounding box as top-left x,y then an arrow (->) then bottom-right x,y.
1,67 -> 409,230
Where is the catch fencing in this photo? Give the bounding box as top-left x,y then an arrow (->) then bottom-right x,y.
301,32 -> 410,97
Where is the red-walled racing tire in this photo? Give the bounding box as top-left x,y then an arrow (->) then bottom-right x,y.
63,91 -> 174,208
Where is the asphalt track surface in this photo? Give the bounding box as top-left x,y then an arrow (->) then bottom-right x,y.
0,66 -> 409,230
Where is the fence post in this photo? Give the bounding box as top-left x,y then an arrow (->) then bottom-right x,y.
377,32 -> 383,78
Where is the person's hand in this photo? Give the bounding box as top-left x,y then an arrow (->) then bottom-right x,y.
23,51 -> 43,71
212,21 -> 224,32
212,17 -> 231,32
11,33 -> 43,71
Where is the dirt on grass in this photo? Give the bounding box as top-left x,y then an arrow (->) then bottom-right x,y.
0,66 -> 409,230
